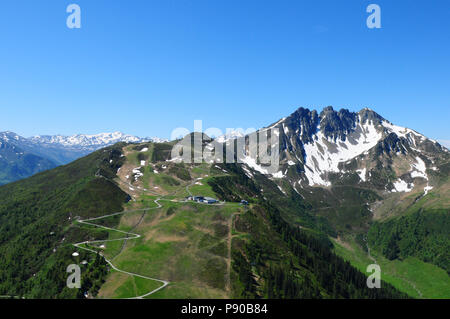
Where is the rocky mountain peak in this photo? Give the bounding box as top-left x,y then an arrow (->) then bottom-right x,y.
358,108 -> 385,125
282,107 -> 319,143
233,106 -> 448,193
319,106 -> 358,141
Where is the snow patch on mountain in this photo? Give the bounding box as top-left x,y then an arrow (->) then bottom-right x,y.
277,184 -> 287,196
272,170 -> 286,178
241,156 -> 269,175
303,119 -> 382,186
215,130 -> 247,143
424,184 -> 433,195
242,166 -> 254,178
132,167 -> 144,181
410,156 -> 427,180
357,168 -> 367,182
392,179 -> 413,193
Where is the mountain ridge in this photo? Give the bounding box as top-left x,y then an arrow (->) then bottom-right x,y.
229,106 -> 448,191
29,131 -> 168,148
0,131 -> 168,185
0,139 -> 57,185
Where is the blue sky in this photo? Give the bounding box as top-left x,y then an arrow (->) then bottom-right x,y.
0,0 -> 449,142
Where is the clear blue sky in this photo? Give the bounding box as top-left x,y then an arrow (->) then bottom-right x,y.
0,0 -> 449,141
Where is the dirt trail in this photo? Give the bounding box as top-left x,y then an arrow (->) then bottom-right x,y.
226,212 -> 241,293
73,198 -> 169,299
112,210 -> 147,261
74,162 -> 229,299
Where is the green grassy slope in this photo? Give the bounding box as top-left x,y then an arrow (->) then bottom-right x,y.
333,236 -> 450,298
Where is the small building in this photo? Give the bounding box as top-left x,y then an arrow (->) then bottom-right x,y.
187,195 -> 218,204
193,196 -> 205,202
203,197 -> 218,204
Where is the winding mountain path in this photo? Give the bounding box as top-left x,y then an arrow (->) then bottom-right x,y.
74,165 -> 228,299
73,197 -> 169,299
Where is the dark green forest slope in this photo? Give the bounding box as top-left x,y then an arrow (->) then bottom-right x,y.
0,143 -> 130,298
209,164 -> 408,298
368,209 -> 449,274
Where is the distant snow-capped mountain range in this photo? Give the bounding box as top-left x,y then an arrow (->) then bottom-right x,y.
29,132 -> 168,148
0,131 -> 168,185
1,131 -> 167,151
